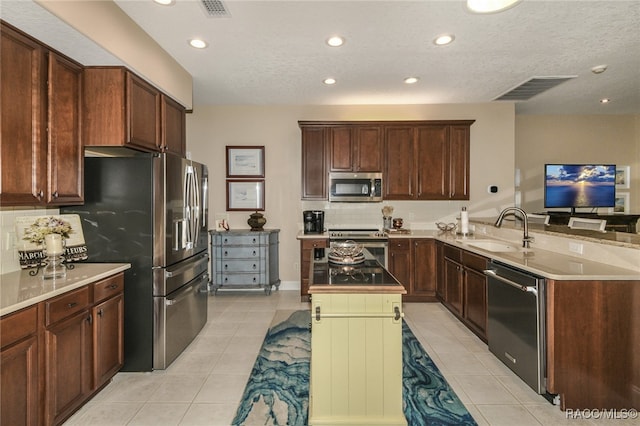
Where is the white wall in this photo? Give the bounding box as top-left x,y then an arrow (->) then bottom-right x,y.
515,115 -> 640,213
186,103 -> 516,283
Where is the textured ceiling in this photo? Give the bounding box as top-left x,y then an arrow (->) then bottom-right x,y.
2,1 -> 639,114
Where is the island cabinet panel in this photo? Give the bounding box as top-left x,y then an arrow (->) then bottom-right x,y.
0,305 -> 40,426
546,279 -> 640,410
300,126 -> 328,200
310,293 -> 406,426
1,23 -> 83,207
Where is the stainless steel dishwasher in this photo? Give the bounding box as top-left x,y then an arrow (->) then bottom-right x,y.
485,260 -> 546,394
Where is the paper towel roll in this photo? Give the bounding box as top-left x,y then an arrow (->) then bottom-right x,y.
461,207 -> 469,234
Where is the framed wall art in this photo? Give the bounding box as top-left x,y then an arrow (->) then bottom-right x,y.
226,180 -> 265,211
226,146 -> 265,178
615,165 -> 630,189
612,192 -> 630,214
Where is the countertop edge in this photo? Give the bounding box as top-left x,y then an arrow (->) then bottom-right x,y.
1,263 -> 131,317
296,231 -> 640,280
308,285 -> 407,294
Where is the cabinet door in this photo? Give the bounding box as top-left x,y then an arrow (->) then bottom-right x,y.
47,52 -> 83,205
93,294 -> 124,389
161,94 -> 186,155
416,125 -> 448,200
412,239 -> 436,296
329,126 -> 353,172
301,127 -> 328,199
45,310 -> 92,425
384,126 -> 415,199
354,126 -> 382,172
443,258 -> 463,316
464,268 -> 487,339
435,241 -> 445,299
449,125 -> 470,200
0,24 -> 47,205
1,336 -> 40,426
388,240 -> 412,289
126,72 -> 161,151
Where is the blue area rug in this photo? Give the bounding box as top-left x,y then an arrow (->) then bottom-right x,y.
232,310 -> 476,426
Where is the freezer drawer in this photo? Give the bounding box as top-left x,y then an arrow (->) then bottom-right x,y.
153,271 -> 208,369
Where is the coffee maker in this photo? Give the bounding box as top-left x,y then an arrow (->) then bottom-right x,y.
303,210 -> 325,234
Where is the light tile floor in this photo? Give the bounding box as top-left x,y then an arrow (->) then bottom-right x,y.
65,291 -> 637,425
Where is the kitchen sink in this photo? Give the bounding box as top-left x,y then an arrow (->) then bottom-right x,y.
463,240 -> 521,253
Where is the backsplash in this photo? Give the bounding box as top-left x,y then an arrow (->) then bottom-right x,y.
0,208 -> 60,274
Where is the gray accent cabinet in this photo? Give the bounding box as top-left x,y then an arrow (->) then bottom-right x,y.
209,229 -> 280,295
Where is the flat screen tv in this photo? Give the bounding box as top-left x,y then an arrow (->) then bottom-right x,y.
544,164 -> 616,214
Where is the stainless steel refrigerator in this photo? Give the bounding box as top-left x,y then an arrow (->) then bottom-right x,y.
62,152 -> 209,371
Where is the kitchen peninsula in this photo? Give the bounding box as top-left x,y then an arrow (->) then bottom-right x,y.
308,252 -> 407,426
1,263 -> 130,425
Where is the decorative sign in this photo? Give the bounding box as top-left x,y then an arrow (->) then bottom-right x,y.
15,215 -> 88,269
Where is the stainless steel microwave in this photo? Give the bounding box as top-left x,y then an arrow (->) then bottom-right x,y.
329,172 -> 383,202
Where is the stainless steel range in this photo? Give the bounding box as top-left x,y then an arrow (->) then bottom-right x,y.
328,228 -> 388,267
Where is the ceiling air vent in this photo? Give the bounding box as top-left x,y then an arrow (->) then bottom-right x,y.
494,76 -> 577,101
200,0 -> 230,17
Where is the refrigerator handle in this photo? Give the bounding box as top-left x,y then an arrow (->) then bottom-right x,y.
184,165 -> 194,249
201,174 -> 208,231
192,166 -> 201,245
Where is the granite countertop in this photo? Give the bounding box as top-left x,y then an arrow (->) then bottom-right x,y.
308,252 -> 406,294
1,263 -> 131,317
297,230 -> 640,281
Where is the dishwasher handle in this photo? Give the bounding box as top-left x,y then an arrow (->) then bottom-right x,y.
484,269 -> 538,296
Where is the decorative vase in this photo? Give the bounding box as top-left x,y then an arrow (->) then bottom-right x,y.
248,212 -> 267,231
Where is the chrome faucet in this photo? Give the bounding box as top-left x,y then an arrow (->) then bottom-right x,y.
494,207 -> 534,248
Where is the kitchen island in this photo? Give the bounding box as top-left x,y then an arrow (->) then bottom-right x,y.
308,252 -> 407,426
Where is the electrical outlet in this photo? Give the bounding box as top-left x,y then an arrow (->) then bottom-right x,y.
569,242 -> 584,255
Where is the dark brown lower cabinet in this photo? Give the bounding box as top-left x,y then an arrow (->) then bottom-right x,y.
388,238 -> 437,302
0,272 -> 125,426
1,333 -> 39,426
45,309 -> 93,425
300,238 -> 328,301
440,244 -> 488,341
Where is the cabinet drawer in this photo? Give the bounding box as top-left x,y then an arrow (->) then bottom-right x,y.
389,239 -> 410,250
216,260 -> 263,273
217,246 -> 263,259
443,244 -> 462,263
216,234 -> 265,247
302,239 -> 328,250
462,251 -> 488,272
45,286 -> 90,326
93,273 -> 124,303
1,305 -> 38,349
217,273 -> 265,285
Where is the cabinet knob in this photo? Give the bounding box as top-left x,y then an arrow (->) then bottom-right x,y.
253,250 -> 256,256
252,264 -> 257,269
37,190 -> 44,200
52,191 -> 59,198
224,250 -> 228,256
97,309 -> 104,317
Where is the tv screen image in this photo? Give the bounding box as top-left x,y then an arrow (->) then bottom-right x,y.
544,164 -> 616,209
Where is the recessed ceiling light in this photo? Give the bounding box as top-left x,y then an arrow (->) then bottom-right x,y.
600,98 -> 611,104
323,78 -> 337,85
189,39 -> 208,49
434,34 -> 455,46
153,0 -> 175,5
326,36 -> 345,47
404,77 -> 419,84
591,65 -> 608,74
467,0 -> 521,13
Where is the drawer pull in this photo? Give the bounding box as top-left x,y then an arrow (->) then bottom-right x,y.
224,264 -> 228,270
253,250 -> 256,256
224,250 -> 228,256
252,238 -> 256,243
252,264 -> 257,269
67,302 -> 78,309
97,309 -> 104,317
108,284 -> 118,290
